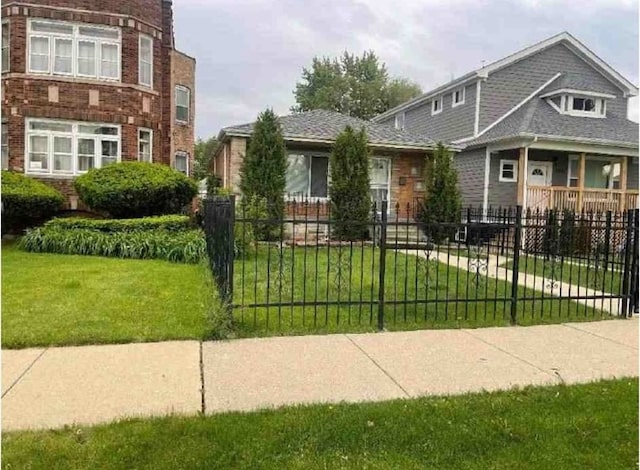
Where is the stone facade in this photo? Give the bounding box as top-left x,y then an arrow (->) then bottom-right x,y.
1,0 -> 195,208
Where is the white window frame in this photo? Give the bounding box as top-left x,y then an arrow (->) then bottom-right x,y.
431,97 -> 442,115
1,120 -> 8,170
553,94 -> 606,118
175,85 -> 190,124
25,118 -> 121,176
2,20 -> 9,73
174,151 -> 189,175
567,155 -> 621,190
452,87 -> 465,107
138,34 -> 153,88
27,19 -> 120,81
285,154 -> 330,201
499,159 -> 518,183
138,128 -> 153,163
394,112 -> 405,130
370,156 -> 392,211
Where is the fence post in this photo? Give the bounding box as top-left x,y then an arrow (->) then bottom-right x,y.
621,209 -> 637,317
603,211 -> 612,276
377,200 -> 388,331
510,205 -> 523,324
631,209 -> 640,315
203,195 -> 235,306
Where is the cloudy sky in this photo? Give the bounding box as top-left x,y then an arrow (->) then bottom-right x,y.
173,0 -> 639,139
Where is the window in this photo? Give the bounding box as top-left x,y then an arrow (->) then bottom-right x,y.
431,97 -> 442,115
568,157 -> 579,187
138,34 -> 153,87
370,157 -> 390,206
394,112 -> 405,130
286,154 -> 329,198
556,95 -> 606,117
175,86 -> 190,123
452,87 -> 465,107
568,156 -> 621,189
27,19 -> 120,80
499,159 -> 518,182
572,97 -> 595,112
174,152 -> 189,175
26,119 -> 120,176
1,121 -> 7,169
2,21 -> 9,72
138,128 -> 152,162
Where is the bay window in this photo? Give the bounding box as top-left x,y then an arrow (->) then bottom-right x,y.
26,119 -> 120,176
28,19 -> 120,81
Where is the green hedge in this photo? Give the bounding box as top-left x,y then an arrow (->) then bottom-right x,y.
1,171 -> 64,235
74,162 -> 198,218
20,227 -> 206,264
45,215 -> 193,233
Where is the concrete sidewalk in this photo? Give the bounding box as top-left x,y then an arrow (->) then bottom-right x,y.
2,320 -> 638,431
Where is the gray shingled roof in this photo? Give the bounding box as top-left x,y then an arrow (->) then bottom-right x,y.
465,78 -> 639,148
543,72 -> 617,95
221,109 -> 442,150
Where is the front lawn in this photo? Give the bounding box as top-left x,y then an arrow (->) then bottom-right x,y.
3,378 -> 637,469
1,243 -> 211,349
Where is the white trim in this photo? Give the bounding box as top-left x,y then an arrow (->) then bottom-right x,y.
540,88 -> 616,100
498,159 -> 518,183
431,97 -> 442,115
137,127 -> 153,163
138,33 -> 153,88
175,84 -> 190,124
452,86 -> 465,107
482,146 -> 490,213
473,80 -> 481,136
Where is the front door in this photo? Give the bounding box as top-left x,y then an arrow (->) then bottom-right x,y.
528,162 -> 553,186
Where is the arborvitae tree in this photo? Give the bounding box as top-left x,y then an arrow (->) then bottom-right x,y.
239,109 -> 287,240
329,126 -> 371,240
420,143 -> 462,243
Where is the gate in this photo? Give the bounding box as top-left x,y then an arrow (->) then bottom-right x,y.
203,196 -> 639,334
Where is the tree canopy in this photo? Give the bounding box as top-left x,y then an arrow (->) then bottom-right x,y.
193,136 -> 218,181
292,51 -> 422,120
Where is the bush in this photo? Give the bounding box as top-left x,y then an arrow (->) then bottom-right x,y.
1,171 -> 64,235
45,215 -> 193,233
20,226 -> 205,263
329,126 -> 371,240
74,162 -> 198,218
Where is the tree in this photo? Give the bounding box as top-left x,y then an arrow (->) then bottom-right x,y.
329,126 -> 371,240
419,143 -> 462,243
193,136 -> 218,181
239,109 -> 287,240
292,51 -> 422,120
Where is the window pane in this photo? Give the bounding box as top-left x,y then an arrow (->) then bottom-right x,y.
77,125 -> 118,135
2,23 -> 9,72
176,87 -> 189,106
30,121 -> 73,132
54,38 -> 72,74
77,138 -> 95,171
175,153 -> 188,173
140,65 -> 151,86
53,136 -> 72,172
31,21 -> 73,34
79,26 -> 119,40
138,130 -> 151,162
286,155 -> 309,196
584,99 -> 595,112
77,41 -> 96,76
370,158 -> 389,185
29,135 -> 48,170
140,37 -> 152,62
101,140 -> 118,166
1,122 -> 7,169
310,156 -> 328,197
30,36 -> 49,72
101,43 -> 118,78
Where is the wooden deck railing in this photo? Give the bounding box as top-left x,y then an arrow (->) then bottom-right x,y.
527,186 -> 640,213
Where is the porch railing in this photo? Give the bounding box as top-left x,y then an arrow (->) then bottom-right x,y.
527,186 -> 640,213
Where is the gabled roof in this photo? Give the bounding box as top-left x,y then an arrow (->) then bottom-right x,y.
372,31 -> 638,123
463,80 -> 639,148
219,109 -> 447,151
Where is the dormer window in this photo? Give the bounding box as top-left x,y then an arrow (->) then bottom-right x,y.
542,89 -> 612,119
431,97 -> 442,115
394,112 -> 405,130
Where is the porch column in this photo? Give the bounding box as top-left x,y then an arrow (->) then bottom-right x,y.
577,152 -> 586,212
620,156 -> 628,211
517,147 -> 526,206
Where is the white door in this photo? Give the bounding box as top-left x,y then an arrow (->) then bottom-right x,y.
528,162 -> 552,186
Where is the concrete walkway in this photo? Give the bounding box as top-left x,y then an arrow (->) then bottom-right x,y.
2,320 -> 637,431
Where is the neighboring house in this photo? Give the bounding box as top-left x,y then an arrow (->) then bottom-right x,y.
373,32 -> 639,214
212,109 -> 447,215
1,0 -> 195,209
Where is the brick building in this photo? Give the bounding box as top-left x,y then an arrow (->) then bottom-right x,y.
1,0 -> 195,208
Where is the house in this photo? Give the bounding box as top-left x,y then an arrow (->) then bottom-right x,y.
1,0 -> 195,209
212,109 -> 448,216
372,32 -> 639,214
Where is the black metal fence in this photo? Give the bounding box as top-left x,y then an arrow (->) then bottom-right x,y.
203,196 -> 639,335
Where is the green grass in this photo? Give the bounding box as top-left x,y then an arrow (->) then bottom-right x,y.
232,245 -> 609,336
2,379 -> 637,469
1,243 -> 212,349
501,253 -> 624,294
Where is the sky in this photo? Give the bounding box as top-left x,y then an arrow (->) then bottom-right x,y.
172,0 -> 639,139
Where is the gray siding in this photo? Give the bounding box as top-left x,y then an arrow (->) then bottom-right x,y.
628,159 -> 638,190
379,82 -> 478,143
454,147 -> 486,207
487,150 -> 519,208
479,43 -> 627,130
